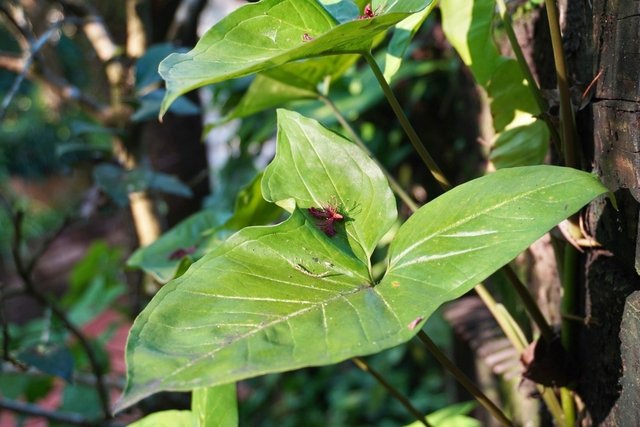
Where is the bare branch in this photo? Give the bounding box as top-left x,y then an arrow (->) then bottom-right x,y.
55,0 -> 123,86
0,284 -> 28,370
0,397 -> 125,427
0,22 -> 62,121
9,208 -> 113,420
1,362 -> 126,390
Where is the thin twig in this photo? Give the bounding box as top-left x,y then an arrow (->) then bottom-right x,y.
416,331 -> 513,427
0,6 -> 108,119
1,362 -> 125,389
0,284 -> 27,370
10,209 -> 112,420
0,51 -> 108,119
0,397 -> 124,427
0,23 -> 63,121
25,216 -> 73,274
0,2 -> 34,49
352,357 -> 432,427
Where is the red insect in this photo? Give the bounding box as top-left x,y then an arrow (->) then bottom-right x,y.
308,204 -> 344,237
359,3 -> 379,19
167,246 -> 196,260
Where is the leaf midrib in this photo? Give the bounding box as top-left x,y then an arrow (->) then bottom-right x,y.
141,282 -> 374,385
387,176 -> 583,271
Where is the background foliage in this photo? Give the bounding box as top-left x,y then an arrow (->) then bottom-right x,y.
0,0 -> 619,426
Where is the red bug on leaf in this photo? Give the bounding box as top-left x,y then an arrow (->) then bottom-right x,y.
308,204 -> 344,237
167,246 -> 196,260
359,3 -> 381,19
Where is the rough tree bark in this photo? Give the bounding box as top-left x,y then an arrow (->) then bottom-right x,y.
568,0 -> 640,424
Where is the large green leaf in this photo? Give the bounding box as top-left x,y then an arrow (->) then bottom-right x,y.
116,209 -> 380,410
440,0 -> 549,168
116,113 -> 606,411
376,166 -> 606,330
159,0 -> 434,115
262,109 -> 397,263
440,0 -> 502,86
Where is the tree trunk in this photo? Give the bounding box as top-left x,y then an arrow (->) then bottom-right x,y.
572,0 -> 640,424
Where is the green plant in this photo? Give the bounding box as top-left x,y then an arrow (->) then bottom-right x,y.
119,0 -> 607,425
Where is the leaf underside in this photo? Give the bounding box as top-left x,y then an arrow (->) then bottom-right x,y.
159,0 -> 435,115
116,109 -> 607,411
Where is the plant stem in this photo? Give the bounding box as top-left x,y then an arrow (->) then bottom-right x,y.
320,94 -> 420,212
0,286 -> 26,369
561,388 -> 576,427
416,331 -> 513,426
501,266 -> 555,343
363,52 -> 452,191
352,357 -> 431,427
474,285 -> 566,425
494,0 -> 561,147
545,6 -> 581,419
560,244 -> 579,425
543,0 -> 577,167
474,285 -> 527,352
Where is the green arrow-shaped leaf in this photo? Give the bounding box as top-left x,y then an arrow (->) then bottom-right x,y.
159,0 -> 434,115
116,111 -> 606,411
